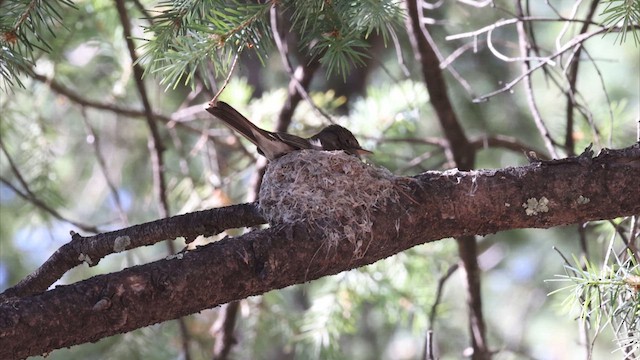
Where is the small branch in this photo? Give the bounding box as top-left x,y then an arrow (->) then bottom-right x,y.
470,134 -> 547,158
111,4 -> 196,352
610,219 -> 640,264
270,6 -> 333,124
515,2 -> 559,159
116,0 -> 190,349
423,329 -> 436,360
575,48 -> 609,147
115,2 -> 190,352
471,27 -> 610,103
0,138 -> 99,233
457,236 -> 489,360
114,0 -> 169,219
487,26 -> 556,65
29,72 -> 209,138
0,177 -> 99,233
446,16 -> 603,41
80,108 -> 129,225
438,40 -> 480,98
0,203 -> 264,301
405,0 -> 475,168
406,1 -> 487,358
554,1 -> 583,56
564,0 -> 600,156
211,51 -> 240,103
211,301 -> 240,360
428,263 -> 458,328
389,24 -> 411,77
11,0 -> 38,33
29,72 -> 169,123
130,0 -> 152,21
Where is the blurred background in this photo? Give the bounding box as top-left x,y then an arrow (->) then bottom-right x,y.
1,0 -> 638,359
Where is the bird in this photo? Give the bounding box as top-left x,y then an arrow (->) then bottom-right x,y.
206,101 -> 371,160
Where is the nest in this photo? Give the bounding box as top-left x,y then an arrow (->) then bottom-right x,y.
259,150 -> 399,256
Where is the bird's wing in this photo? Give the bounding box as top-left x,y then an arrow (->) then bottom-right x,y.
207,101 -> 301,160
206,101 -> 265,148
273,132 -> 316,150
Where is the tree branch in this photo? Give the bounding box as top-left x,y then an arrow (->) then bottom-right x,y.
2,144 -> 639,359
563,0 -> 600,156
28,71 -> 209,137
114,0 -> 169,219
0,138 -> 100,233
515,1 -> 559,159
405,1 -> 485,357
213,12 -> 324,358
471,27 -> 610,103
0,203 -> 264,301
80,108 -> 130,225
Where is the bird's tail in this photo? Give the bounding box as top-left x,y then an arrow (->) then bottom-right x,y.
206,101 -> 271,148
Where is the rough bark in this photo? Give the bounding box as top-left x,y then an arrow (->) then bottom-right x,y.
1,203 -> 264,301
1,145 -> 639,360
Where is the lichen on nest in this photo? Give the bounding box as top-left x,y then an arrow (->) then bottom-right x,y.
259,150 -> 399,256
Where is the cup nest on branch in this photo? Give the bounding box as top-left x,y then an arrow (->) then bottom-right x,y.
259,150 -> 400,257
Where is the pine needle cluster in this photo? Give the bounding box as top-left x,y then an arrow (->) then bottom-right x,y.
0,0 -> 75,90
138,0 -> 404,89
548,247 -> 640,357
600,0 -> 640,45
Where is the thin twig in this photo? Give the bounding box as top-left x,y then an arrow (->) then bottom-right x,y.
114,1 -> 190,359
0,176 -> 99,233
114,0 -> 169,218
470,134 -> 547,158
610,219 -> 640,264
446,16 -> 603,41
581,48 -> 612,147
487,26 -> 556,65
270,6 -> 333,124
389,23 -> 410,77
458,0 -> 493,7
211,301 -> 240,360
515,1 -> 558,159
564,0 -> 600,156
428,263 -> 459,327
0,138 -> 99,233
472,27 -> 610,103
29,71 -> 208,136
80,107 -> 129,225
555,0 -> 584,55
423,330 -> 436,360
211,51 -> 240,104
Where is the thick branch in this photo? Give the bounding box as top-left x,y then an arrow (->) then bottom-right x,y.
1,145 -> 639,359
0,203 -> 264,300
